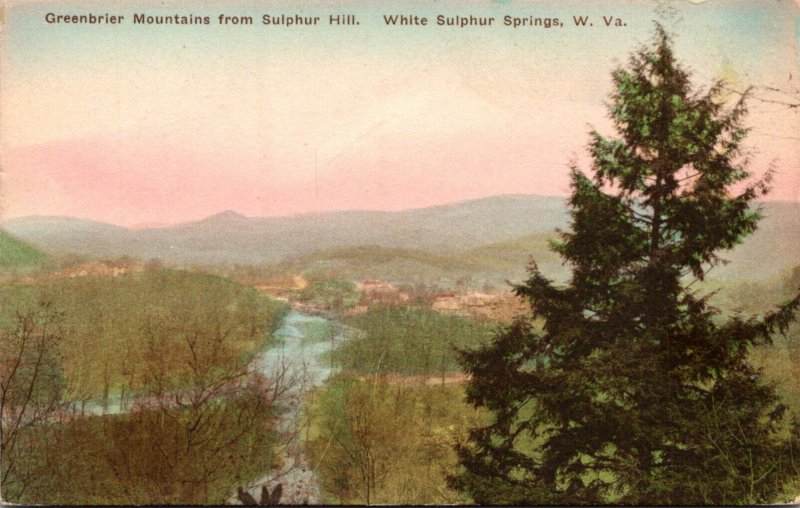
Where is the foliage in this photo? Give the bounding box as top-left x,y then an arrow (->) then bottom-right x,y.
306,375 -> 485,504
207,232 -> 564,292
296,278 -> 361,312
293,318 -> 335,346
336,305 -> 494,377
0,269 -> 288,404
735,266 -> 800,419
222,237 -> 565,291
0,301 -> 66,499
9,389 -> 277,505
0,268 -> 289,504
451,25 -> 800,505
0,231 -> 49,271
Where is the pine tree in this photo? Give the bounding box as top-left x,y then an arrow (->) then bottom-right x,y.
449,25 -> 800,505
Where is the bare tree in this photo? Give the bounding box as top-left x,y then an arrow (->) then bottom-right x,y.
0,300 -> 65,499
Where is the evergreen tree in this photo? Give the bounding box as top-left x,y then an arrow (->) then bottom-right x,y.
450,25 -> 800,505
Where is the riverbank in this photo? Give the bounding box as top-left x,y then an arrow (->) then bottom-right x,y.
236,310 -> 349,505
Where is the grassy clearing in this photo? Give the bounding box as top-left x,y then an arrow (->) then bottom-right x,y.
0,230 -> 49,270
334,305 -> 496,377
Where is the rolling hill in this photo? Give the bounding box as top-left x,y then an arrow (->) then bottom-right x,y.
0,230 -> 49,270
270,234 -> 569,289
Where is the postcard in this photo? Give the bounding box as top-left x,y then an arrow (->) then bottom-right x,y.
1,0 -> 799,505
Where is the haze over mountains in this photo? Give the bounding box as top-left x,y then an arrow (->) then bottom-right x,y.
1,195 -> 567,262
2,195 -> 798,283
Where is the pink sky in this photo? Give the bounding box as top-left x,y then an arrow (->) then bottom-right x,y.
2,1 -> 798,226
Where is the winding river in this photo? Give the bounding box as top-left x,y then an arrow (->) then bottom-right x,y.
240,309 -> 344,505
257,310 -> 339,391
73,309 -> 340,504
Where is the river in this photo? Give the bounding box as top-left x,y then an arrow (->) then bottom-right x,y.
257,310 -> 339,392
72,309 -> 340,504
238,309 -> 344,505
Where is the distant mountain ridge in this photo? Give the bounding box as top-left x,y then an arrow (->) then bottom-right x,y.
1,195 -> 569,264
2,195 -> 798,281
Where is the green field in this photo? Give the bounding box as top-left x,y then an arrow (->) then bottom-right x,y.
0,230 -> 49,270
334,305 -> 496,377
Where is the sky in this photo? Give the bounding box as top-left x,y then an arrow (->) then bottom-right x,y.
1,0 -> 798,226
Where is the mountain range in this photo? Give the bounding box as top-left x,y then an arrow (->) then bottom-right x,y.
2,195 -> 798,283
